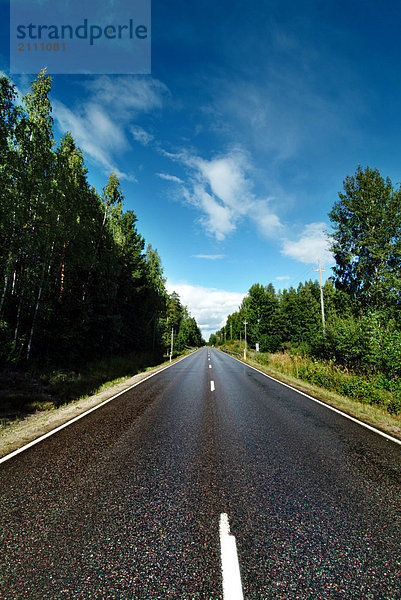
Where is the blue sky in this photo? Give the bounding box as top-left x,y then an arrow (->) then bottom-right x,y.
2,0 -> 401,339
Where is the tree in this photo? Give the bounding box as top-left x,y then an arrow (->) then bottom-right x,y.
5,69 -> 56,360
329,165 -> 401,312
208,333 -> 217,346
144,245 -> 168,351
0,76 -> 22,321
0,71 -> 202,370
278,281 -> 321,349
241,283 -> 282,351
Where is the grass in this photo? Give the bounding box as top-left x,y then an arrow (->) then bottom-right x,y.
0,350 -> 165,427
218,342 -> 401,440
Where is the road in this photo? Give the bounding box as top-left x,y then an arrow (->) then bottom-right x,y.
0,347 -> 400,599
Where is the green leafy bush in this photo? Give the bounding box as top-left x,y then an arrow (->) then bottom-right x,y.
266,351 -> 400,415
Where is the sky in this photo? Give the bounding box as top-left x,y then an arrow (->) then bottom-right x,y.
2,0 -> 401,340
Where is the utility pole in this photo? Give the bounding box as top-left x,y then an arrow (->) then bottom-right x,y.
230,323 -> 232,340
315,260 -> 326,333
244,319 -> 248,360
170,326 -> 174,362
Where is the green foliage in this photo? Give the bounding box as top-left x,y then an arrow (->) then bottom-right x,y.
214,163 -> 401,417
0,350 -> 164,424
208,333 -> 217,346
0,72 -> 204,375
164,293 -> 204,355
329,165 -> 401,311
243,350 -> 401,416
216,278 -> 324,355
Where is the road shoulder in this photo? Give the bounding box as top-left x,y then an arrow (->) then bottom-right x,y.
0,353 -> 193,459
218,349 -> 401,443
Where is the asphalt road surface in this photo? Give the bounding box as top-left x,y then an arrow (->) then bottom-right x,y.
1,347 -> 400,599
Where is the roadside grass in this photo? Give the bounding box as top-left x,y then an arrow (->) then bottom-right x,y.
0,351 -> 166,427
218,342 -> 401,440
0,349 -> 198,457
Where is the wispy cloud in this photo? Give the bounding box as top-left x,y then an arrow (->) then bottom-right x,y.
156,172 -> 184,184
276,275 -> 291,281
84,76 -> 169,116
192,254 -> 227,260
53,76 -> 169,178
53,100 -> 131,179
192,184 -> 237,241
281,222 -> 333,265
205,26 -> 365,165
162,148 -> 284,241
131,125 -> 154,145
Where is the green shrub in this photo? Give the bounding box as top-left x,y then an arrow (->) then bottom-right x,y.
266,351 -> 400,415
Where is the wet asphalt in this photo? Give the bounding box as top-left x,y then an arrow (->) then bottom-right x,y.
0,347 -> 400,599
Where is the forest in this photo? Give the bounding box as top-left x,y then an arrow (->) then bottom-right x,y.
211,165 -> 401,415
0,70 -> 204,371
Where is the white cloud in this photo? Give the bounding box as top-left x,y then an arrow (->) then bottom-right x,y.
53,100 -> 130,178
207,33 -> 364,164
84,77 -> 169,116
156,172 -> 184,184
165,149 -> 284,241
166,280 -> 245,340
131,125 -> 154,145
196,153 -> 250,215
281,222 -> 333,265
192,254 -> 226,260
85,103 -> 127,150
276,275 -> 291,281
194,186 -> 236,241
53,76 -> 169,178
253,200 -> 285,238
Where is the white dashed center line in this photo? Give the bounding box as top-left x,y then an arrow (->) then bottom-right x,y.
210,380 -> 215,391
219,513 -> 244,600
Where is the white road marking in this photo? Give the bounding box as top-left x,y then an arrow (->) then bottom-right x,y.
0,350 -> 203,465
218,350 -> 401,447
219,513 -> 244,600
209,364 -> 212,369
211,380 -> 215,391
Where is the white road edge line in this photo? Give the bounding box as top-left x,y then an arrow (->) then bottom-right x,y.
219,513 -> 244,600
211,380 -> 215,391
219,350 -> 401,446
0,349 -> 203,465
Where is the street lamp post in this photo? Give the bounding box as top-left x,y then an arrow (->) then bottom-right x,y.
244,319 -> 248,360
